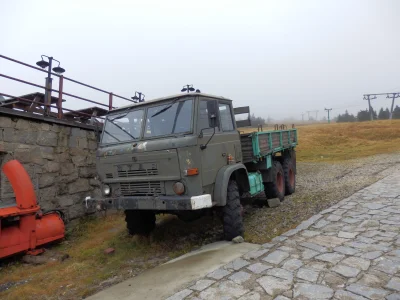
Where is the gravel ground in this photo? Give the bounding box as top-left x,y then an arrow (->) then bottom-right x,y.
243,152 -> 400,243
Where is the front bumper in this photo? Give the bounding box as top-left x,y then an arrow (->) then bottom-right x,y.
84,194 -> 213,211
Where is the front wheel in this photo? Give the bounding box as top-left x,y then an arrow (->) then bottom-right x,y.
124,210 -> 156,236
222,180 -> 244,241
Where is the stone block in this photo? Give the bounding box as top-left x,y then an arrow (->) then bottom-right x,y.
88,140 -> 98,150
39,186 -> 58,202
50,124 -> 60,132
190,279 -> 215,291
58,135 -> 68,147
39,173 -> 56,188
45,161 -> 60,173
346,284 -> 389,299
68,204 -> 85,220
38,146 -> 55,160
37,131 -> 58,147
206,268 -> 231,280
59,126 -> 71,135
79,167 -> 96,178
57,194 -> 75,207
3,128 -> 15,142
62,173 -> 79,183
294,283 -> 334,299
41,123 -> 50,131
257,275 -> 292,296
14,148 -> 32,164
15,119 -> 35,130
72,155 -> 87,167
61,163 -> 75,175
15,130 -> 38,145
58,183 -> 68,195
87,131 -> 96,139
263,250 -> 290,265
71,127 -> 87,138
70,148 -> 84,156
58,151 -> 70,162
0,116 -> 13,128
68,179 -> 91,194
68,136 -> 78,148
89,178 -> 100,187
77,138 -> 88,149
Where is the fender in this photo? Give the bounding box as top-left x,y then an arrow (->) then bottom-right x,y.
213,164 -> 249,206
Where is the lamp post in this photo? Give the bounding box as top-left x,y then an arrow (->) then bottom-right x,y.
181,84 -> 196,93
131,91 -> 145,103
36,55 -> 65,115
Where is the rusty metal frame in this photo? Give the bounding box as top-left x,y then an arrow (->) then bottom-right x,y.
0,54 -> 135,121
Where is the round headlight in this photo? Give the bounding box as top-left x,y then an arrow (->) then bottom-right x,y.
173,182 -> 185,195
103,184 -> 111,196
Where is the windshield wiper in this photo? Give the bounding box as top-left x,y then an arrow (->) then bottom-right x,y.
151,98 -> 179,118
107,118 -> 137,140
103,129 -> 121,142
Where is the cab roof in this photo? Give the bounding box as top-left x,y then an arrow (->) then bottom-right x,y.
111,92 -> 232,113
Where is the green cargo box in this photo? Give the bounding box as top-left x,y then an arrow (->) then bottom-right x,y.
240,129 -> 298,163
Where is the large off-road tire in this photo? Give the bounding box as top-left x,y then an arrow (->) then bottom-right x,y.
222,180 -> 244,241
124,210 -> 156,236
264,160 -> 285,201
283,158 -> 296,195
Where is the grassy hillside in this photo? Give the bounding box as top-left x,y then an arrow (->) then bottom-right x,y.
295,120 -> 400,161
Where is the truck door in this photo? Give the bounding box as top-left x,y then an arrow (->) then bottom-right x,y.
198,99 -> 240,187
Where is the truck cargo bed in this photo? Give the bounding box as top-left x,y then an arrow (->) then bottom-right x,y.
240,129 -> 298,163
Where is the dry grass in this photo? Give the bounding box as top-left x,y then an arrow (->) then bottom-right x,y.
296,120 -> 400,162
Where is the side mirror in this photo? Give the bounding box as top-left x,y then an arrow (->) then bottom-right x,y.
207,101 -> 219,128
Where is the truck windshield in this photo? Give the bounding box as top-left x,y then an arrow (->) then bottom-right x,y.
144,99 -> 193,138
101,109 -> 144,144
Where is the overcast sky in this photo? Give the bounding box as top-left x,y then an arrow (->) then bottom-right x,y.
1,0 -> 399,120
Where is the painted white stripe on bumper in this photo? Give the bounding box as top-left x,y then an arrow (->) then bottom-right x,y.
190,194 -> 213,210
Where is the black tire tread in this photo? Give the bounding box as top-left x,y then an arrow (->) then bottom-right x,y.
124,210 -> 156,236
264,160 -> 285,201
283,158 -> 296,195
222,180 -> 244,241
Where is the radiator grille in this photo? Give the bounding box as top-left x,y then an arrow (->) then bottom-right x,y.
120,181 -> 162,196
117,168 -> 158,177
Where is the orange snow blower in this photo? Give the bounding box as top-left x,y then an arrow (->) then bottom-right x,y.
0,160 -> 65,259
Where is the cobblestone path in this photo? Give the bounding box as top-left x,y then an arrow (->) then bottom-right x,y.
167,170 -> 400,300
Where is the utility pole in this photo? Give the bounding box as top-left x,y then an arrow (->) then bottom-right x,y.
306,111 -> 311,120
386,93 -> 400,120
363,95 -> 377,121
306,110 -> 318,121
301,113 -> 304,122
325,108 -> 332,123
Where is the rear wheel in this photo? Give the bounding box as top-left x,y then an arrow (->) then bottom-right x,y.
124,210 -> 156,236
283,158 -> 296,195
222,180 -> 244,241
264,160 -> 285,201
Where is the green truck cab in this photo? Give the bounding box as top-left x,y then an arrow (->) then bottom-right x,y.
86,92 -> 298,240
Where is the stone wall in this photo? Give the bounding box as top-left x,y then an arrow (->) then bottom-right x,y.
0,114 -> 100,219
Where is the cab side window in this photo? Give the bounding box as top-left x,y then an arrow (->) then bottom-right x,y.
218,103 -> 234,131
198,100 -> 219,134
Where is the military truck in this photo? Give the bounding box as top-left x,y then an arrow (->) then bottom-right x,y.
86,92 -> 298,240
